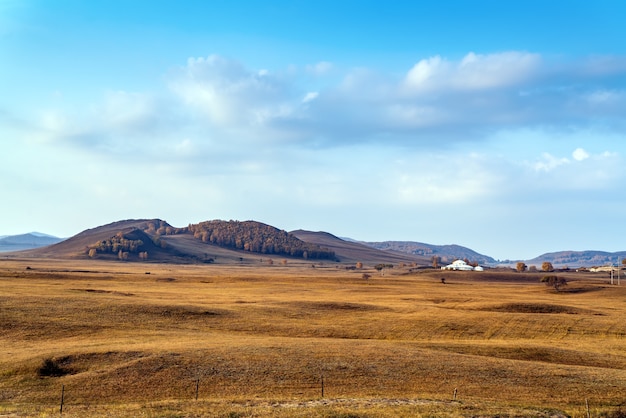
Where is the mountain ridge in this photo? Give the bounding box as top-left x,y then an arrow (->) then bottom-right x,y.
522,250 -> 626,268
0,232 -> 64,252
360,240 -> 496,265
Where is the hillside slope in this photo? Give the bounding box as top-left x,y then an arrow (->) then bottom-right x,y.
14,219 -> 418,265
0,233 -> 64,252
11,220 -> 430,266
290,230 -> 429,264
16,220 -> 175,260
525,250 -> 626,268
362,240 -> 496,264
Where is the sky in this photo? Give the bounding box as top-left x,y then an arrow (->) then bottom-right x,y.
2,0 -> 626,260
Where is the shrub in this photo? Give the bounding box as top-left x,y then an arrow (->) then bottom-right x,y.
37,358 -> 68,377
541,275 -> 567,291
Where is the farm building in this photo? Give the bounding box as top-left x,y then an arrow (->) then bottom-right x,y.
441,259 -> 484,271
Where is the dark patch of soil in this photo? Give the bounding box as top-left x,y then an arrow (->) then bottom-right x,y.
71,288 -> 134,296
481,303 -> 593,315
288,301 -> 387,312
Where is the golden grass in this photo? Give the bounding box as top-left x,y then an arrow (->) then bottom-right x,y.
1,258 -> 626,416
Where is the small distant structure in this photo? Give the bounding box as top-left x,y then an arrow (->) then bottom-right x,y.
441,259 -> 483,271
589,266 -> 614,273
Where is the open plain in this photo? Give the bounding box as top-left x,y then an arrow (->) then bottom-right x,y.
1,258 -> 626,417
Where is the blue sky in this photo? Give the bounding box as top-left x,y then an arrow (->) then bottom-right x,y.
2,0 -> 626,260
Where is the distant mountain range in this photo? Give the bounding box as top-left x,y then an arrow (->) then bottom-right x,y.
0,233 -> 64,252
2,220 -> 624,268
360,241 -> 497,265
523,250 -> 626,268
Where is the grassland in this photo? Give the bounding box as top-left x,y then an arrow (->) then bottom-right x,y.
1,258 -> 626,417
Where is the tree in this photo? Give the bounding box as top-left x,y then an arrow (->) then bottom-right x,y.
516,262 -> 527,272
374,263 -> 393,276
541,275 -> 567,291
541,261 -> 554,272
431,256 -> 440,268
356,262 -> 363,269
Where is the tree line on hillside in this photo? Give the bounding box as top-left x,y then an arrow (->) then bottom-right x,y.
83,220 -> 335,261
86,232 -> 149,260
185,220 -> 336,260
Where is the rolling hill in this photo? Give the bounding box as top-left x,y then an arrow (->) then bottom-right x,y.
524,250 -> 626,268
11,219 -> 427,266
0,233 -> 64,252
361,240 -> 496,265
7,220 -> 626,267
290,230 -> 430,264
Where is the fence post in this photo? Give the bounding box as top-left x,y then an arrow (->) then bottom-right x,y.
60,385 -> 65,416
453,387 -> 457,401
586,399 -> 590,418
321,374 -> 324,398
195,378 -> 199,401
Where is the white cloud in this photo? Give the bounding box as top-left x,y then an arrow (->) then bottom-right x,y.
457,52 -> 541,89
405,51 -> 541,92
302,91 -> 319,103
169,55 -> 299,130
572,147 -> 590,161
19,52 -> 626,175
391,153 -> 500,205
525,148 -> 622,192
404,55 -> 449,91
532,152 -> 570,172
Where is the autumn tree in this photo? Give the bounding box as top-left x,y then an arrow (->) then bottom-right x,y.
516,262 -> 527,272
431,256 -> 440,268
187,220 -> 335,260
541,275 -> 567,291
541,261 -> 554,272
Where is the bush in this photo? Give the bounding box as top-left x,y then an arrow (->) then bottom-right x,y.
541,275 -> 567,291
37,358 -> 68,377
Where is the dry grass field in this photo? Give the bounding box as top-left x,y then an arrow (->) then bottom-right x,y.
1,258 -> 626,417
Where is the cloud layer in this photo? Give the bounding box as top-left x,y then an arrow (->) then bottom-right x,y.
25,51 -> 626,152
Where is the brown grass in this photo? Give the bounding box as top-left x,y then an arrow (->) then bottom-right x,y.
1,259 -> 626,417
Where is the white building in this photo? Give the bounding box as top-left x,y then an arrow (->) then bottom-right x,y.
441,259 -> 483,271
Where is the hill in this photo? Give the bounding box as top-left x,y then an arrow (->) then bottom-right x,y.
14,219 -> 421,266
0,233 -> 64,252
361,240 -> 496,265
16,219 -> 173,259
10,219 -> 433,266
291,230 -> 430,264
524,250 -> 626,268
